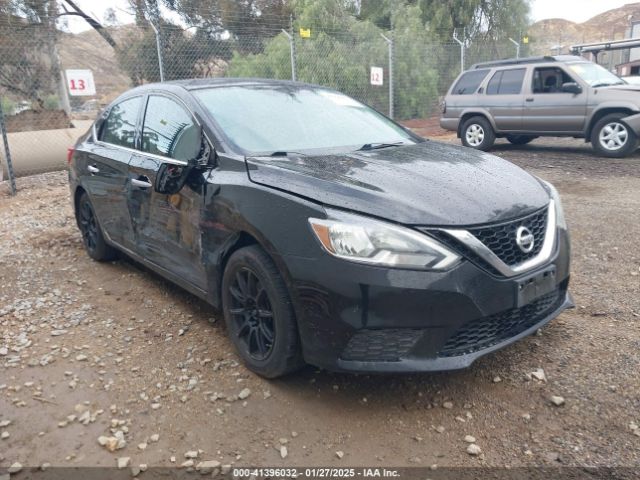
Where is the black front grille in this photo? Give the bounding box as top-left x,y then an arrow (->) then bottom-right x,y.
467,207 -> 548,266
341,329 -> 423,362
438,289 -> 563,357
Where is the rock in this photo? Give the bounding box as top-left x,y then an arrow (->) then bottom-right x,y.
221,465 -> 232,474
184,450 -> 199,459
78,410 -> 91,425
0,347 -> 8,356
181,459 -> 194,468
435,426 -> 445,433
442,401 -> 454,409
531,368 -> 547,382
238,388 -> 251,400
545,452 -> 560,462
466,444 -> 482,456
550,395 -> 565,406
1,431 -> 9,439
138,442 -> 147,450
493,376 -> 502,383
0,420 -> 11,428
131,466 -> 141,477
97,436 -> 109,446
149,433 -> 160,442
151,403 -> 161,410
336,450 -> 344,459
280,446 -> 288,459
464,435 -> 476,443
117,457 -> 131,469
75,354 -> 88,361
139,464 -> 148,472
196,460 -> 221,474
8,462 -> 23,473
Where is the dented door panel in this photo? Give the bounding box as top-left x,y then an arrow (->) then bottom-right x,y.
128,154 -> 208,289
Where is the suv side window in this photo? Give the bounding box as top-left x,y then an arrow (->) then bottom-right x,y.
533,67 -> 575,93
100,96 -> 142,149
451,69 -> 490,95
486,68 -> 526,95
142,95 -> 198,161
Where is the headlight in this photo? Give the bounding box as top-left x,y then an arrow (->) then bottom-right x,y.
308,209 -> 461,270
540,180 -> 567,229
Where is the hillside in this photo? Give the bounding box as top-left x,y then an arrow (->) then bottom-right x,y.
57,26 -> 137,105
529,2 -> 640,54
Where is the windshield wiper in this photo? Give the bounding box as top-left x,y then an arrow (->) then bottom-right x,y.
357,141 -> 406,151
592,81 -> 624,88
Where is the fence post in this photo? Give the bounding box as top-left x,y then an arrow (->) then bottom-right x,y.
381,33 -> 394,119
149,21 -> 165,82
0,101 -> 17,196
509,38 -> 521,59
453,29 -> 465,73
281,20 -> 297,82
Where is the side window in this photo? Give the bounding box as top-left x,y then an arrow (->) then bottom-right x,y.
142,95 -> 198,161
533,67 -> 575,94
100,97 -> 142,148
486,68 -> 526,95
451,69 -> 489,95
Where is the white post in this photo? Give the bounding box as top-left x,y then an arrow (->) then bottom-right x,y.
509,37 -> 521,58
381,33 -> 394,119
149,21 -> 165,82
453,29 -> 465,72
281,29 -> 297,82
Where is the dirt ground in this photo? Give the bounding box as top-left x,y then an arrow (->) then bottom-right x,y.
1,136 -> 639,474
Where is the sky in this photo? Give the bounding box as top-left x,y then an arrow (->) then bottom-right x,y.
61,0 -> 637,33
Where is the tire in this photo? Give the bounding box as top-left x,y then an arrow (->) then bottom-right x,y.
77,192 -> 118,261
221,245 -> 304,378
506,135 -> 536,145
591,113 -> 638,158
460,116 -> 496,151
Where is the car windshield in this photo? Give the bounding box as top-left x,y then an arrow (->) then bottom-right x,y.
193,85 -> 415,154
567,62 -> 626,87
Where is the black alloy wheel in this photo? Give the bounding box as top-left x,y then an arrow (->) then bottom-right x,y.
228,266 -> 276,360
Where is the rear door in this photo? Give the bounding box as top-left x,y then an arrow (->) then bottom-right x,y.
127,93 -> 208,289
484,68 -> 526,131
522,66 -> 588,133
79,96 -> 142,249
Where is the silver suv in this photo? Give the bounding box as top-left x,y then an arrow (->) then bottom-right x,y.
440,55 -> 640,158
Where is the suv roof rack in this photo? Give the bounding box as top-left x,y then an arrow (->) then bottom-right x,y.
471,56 -> 557,69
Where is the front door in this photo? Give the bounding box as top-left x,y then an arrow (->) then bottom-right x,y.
522,66 -> 588,133
127,94 -> 208,289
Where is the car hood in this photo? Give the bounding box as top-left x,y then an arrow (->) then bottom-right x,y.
245,141 -> 550,226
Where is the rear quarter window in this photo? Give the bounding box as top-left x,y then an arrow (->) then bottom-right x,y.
451,69 -> 490,95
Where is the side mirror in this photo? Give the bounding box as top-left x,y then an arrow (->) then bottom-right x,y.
154,163 -> 192,195
561,82 -> 582,94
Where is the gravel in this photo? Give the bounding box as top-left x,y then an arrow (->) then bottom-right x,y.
0,138 -> 639,468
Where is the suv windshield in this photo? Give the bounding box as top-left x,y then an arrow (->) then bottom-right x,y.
193,85 -> 415,154
567,62 -> 625,87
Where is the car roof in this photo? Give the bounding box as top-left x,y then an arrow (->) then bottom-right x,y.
470,55 -> 586,70
124,77 -> 319,95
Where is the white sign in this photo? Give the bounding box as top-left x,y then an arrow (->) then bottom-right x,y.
65,69 -> 96,96
370,66 -> 384,86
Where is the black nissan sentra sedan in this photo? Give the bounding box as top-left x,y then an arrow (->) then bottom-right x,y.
68,79 -> 572,378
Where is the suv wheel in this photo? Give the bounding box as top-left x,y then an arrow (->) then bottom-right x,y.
461,116 -> 495,151
221,245 -> 304,378
591,113 -> 638,158
77,192 -> 117,261
506,135 -> 536,145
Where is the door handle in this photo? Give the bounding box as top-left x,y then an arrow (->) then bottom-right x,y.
87,165 -> 100,174
525,97 -> 534,102
131,177 -> 152,189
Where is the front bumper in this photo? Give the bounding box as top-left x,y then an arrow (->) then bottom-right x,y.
283,228 -> 571,373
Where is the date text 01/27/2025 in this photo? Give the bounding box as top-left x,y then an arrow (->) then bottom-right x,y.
232,468 -> 400,478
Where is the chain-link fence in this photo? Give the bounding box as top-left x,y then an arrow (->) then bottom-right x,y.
0,8 -> 605,194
